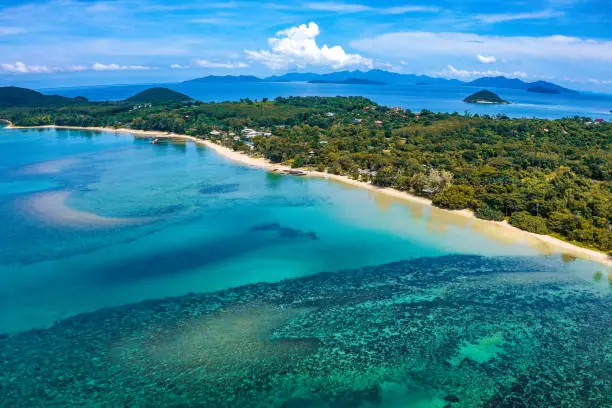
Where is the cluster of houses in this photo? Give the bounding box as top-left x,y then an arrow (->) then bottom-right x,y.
207,127 -> 274,150
131,103 -> 152,111
585,118 -> 605,126
208,127 -> 272,139
241,128 -> 272,139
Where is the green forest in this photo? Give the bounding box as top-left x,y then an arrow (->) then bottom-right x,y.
1,91 -> 610,254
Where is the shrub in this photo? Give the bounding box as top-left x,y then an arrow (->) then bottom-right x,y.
475,204 -> 505,221
432,185 -> 475,210
509,211 -> 548,234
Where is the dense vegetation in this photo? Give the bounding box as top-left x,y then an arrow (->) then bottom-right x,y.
126,87 -> 192,103
1,91 -> 610,253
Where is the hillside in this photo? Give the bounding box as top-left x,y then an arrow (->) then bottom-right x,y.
0,86 -> 86,107
126,87 -> 192,103
464,90 -> 509,104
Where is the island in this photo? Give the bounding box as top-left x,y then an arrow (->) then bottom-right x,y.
0,87 -> 610,256
308,78 -> 385,85
126,87 -> 193,104
464,90 -> 509,104
527,86 -> 561,94
466,76 -> 578,94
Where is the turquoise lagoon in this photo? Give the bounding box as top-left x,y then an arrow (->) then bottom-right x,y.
0,127 -> 610,407
0,127 -> 556,333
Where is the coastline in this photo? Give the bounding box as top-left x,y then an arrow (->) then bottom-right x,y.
5,123 -> 611,267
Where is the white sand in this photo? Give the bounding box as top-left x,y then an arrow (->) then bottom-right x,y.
23,190 -> 152,228
6,124 -> 611,266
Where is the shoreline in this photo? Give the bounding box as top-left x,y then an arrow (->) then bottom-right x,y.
5,123 -> 611,267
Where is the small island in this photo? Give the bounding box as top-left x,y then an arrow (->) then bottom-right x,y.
527,86 -> 561,94
464,90 -> 509,104
126,87 -> 192,104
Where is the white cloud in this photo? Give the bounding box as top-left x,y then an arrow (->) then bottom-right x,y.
352,32 -> 612,63
1,61 -> 51,74
1,62 -> 151,74
171,64 -> 190,69
433,65 -> 528,80
92,63 -> 151,71
384,6 -> 440,14
305,3 -> 438,14
474,9 -> 563,24
66,65 -> 89,72
195,59 -> 248,69
477,54 -> 496,64
305,2 -> 370,12
245,22 -> 373,70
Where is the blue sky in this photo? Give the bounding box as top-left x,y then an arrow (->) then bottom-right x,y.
0,0 -> 611,91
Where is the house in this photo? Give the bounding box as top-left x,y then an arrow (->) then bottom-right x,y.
595,118 -> 604,123
241,128 -> 259,139
209,130 -> 221,136
325,112 -> 335,117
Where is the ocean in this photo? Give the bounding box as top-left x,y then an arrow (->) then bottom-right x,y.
42,81 -> 612,120
0,127 -> 610,407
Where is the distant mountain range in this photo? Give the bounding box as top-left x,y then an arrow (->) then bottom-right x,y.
183,69 -> 578,94
308,78 -> 385,85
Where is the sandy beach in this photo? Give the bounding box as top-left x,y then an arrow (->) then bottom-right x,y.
5,123 -> 611,267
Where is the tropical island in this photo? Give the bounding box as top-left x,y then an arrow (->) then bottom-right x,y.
464,90 -> 509,104
1,86 -> 610,256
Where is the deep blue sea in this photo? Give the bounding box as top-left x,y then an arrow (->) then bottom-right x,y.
42,81 -> 612,120
0,127 -> 610,407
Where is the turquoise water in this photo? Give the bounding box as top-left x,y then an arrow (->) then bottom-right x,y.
44,82 -> 612,120
0,127 -> 557,333
0,127 -> 610,407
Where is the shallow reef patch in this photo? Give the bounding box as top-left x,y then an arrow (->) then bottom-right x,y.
0,255 -> 610,407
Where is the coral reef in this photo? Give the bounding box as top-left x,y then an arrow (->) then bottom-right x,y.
0,255 -> 610,407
